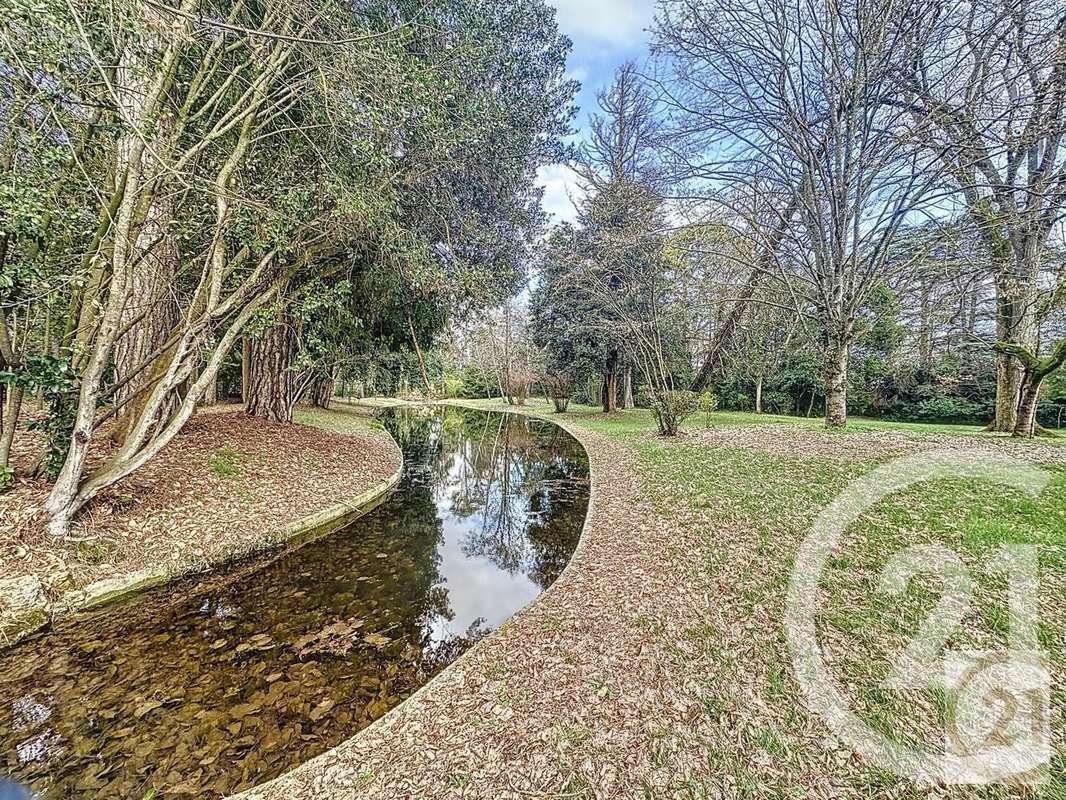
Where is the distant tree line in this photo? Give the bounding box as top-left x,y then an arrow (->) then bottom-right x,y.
480,0 -> 1065,437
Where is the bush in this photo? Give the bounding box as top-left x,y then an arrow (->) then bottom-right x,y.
639,387 -> 699,436
502,366 -> 536,406
441,372 -> 465,399
544,373 -> 572,412
911,396 -> 987,423
698,391 -> 719,427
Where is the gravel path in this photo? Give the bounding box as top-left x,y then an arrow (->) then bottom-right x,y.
238,406 -> 720,799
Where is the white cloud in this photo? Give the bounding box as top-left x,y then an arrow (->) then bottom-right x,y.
537,163 -> 585,225
549,0 -> 656,47
566,65 -> 590,84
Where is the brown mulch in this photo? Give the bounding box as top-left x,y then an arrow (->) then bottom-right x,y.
0,407 -> 401,594
237,408 -> 723,800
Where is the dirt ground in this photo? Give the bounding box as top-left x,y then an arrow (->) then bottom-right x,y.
0,404 -> 401,599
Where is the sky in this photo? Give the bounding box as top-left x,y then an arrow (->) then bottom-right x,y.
537,0 -> 658,225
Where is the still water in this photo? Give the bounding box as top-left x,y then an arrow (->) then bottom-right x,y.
0,406 -> 589,798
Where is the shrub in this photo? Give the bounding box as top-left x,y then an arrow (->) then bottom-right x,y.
639,387 -> 699,436
544,373 -> 572,412
698,391 -> 719,427
912,396 -> 986,423
502,366 -> 537,406
441,373 -> 465,398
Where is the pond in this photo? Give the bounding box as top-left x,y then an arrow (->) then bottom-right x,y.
0,406 -> 589,799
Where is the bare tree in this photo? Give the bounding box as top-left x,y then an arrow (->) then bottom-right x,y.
896,0 -> 1066,432
656,0 -> 941,426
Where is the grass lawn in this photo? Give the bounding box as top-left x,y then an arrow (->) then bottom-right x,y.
461,397 -> 1065,796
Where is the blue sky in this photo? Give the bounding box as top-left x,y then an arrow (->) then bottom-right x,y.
538,0 -> 658,225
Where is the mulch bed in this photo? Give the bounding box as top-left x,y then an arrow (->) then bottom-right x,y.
0,408 -> 401,594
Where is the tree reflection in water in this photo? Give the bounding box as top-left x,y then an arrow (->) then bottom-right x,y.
0,406 -> 588,799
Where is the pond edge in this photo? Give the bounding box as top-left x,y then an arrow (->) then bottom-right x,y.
0,450 -> 405,649
229,399 -> 596,800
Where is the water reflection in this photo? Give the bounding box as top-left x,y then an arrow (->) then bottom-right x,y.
0,407 -> 588,799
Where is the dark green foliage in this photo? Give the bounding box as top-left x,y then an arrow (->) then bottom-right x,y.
2,355 -> 77,478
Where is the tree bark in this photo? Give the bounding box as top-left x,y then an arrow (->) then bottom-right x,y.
754,374 -> 763,414
0,387 -> 23,471
824,337 -> 849,428
990,255 -> 1041,433
407,311 -> 432,394
310,376 -> 333,409
246,316 -> 297,423
998,337 -> 1066,438
623,365 -> 634,409
1013,375 -> 1042,439
691,265 -> 761,393
203,373 -> 218,406
241,337 -> 251,405
601,351 -> 619,413
690,199 -> 795,393
113,194 -> 180,442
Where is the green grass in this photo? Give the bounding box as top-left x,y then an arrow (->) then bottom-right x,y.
454,396 -> 1061,440
495,399 -> 1066,798
294,404 -> 380,435
207,446 -> 243,478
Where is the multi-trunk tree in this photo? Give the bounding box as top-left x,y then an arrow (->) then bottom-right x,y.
897,0 -> 1066,434
2,0 -> 575,536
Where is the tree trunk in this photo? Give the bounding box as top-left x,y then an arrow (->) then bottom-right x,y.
241,337 -> 251,404
407,311 -> 432,395
245,316 -> 297,423
310,376 -> 333,409
990,260 -> 1040,433
601,351 -> 619,413
824,337 -> 849,428
1013,373 -> 1042,439
202,373 -> 218,406
113,183 -> 180,444
601,372 -> 617,413
691,265 -> 762,393
754,374 -> 763,414
690,199 -> 795,392
998,337 -> 1066,438
0,387 -> 23,471
623,365 -> 634,409
42,0 -> 200,538
993,353 -> 1022,433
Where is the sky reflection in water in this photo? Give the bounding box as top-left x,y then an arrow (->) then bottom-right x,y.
0,406 -> 589,799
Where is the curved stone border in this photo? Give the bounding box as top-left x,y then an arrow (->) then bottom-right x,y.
0,452 -> 404,647
231,400 -> 596,800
